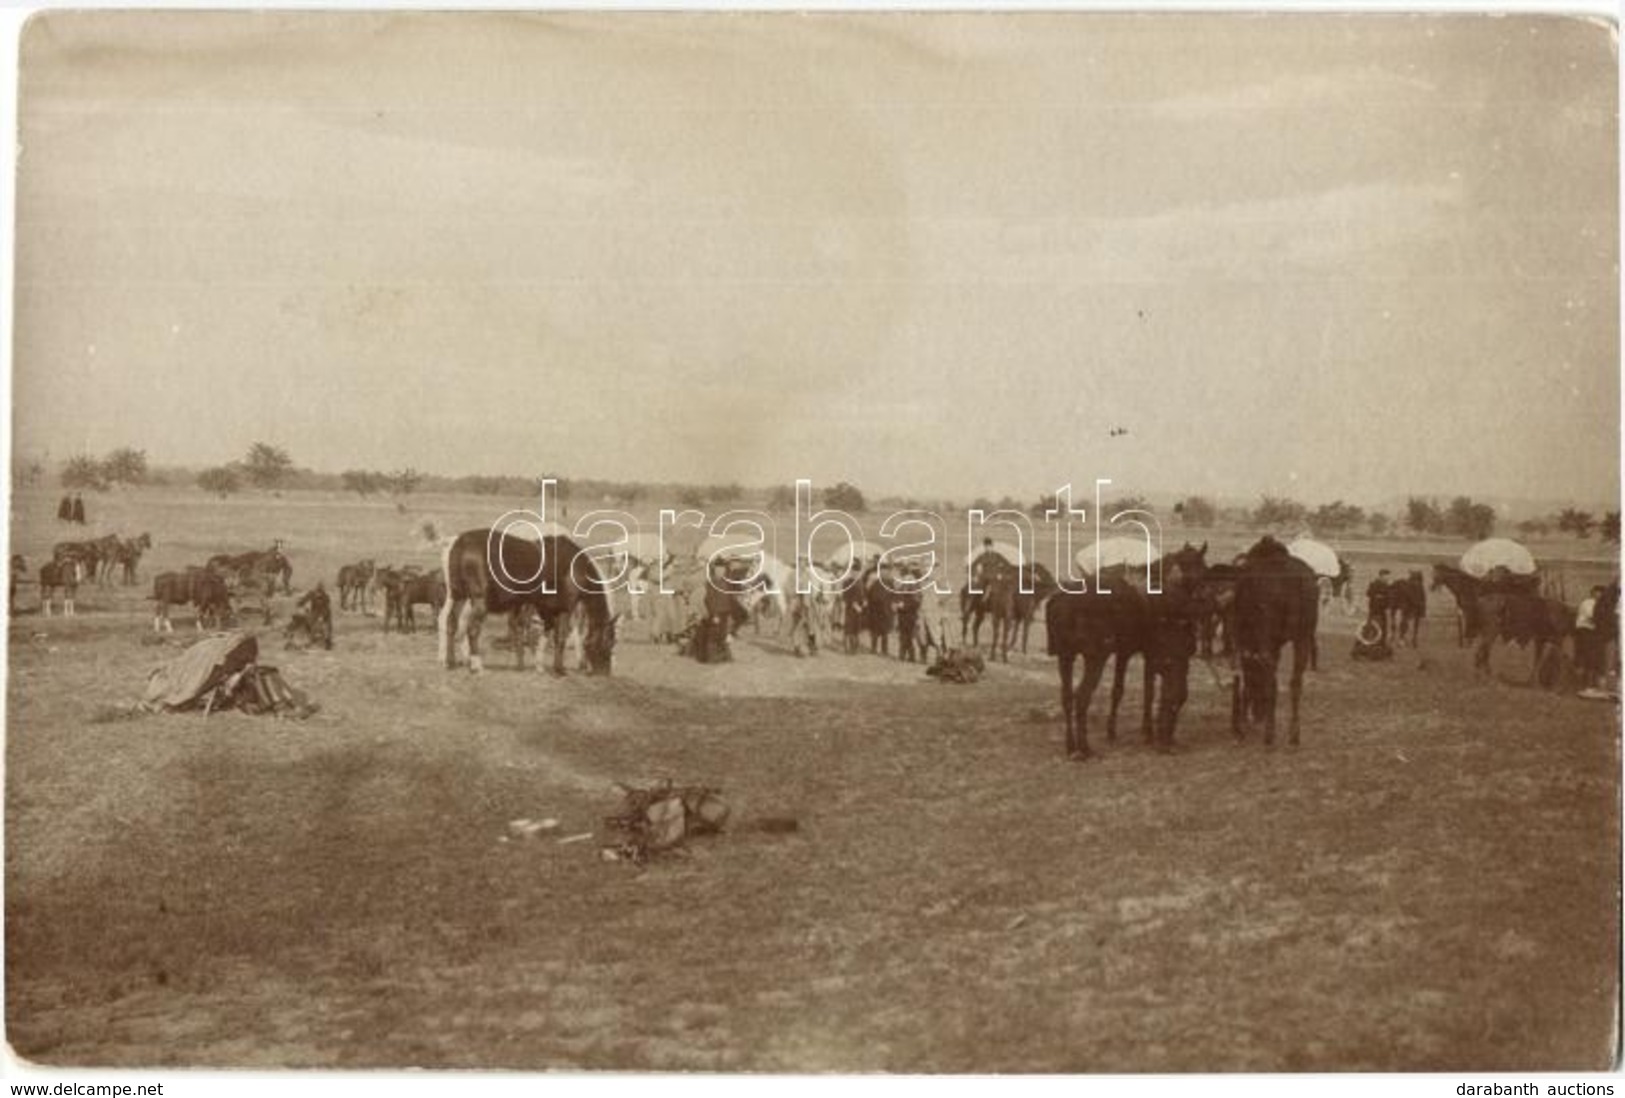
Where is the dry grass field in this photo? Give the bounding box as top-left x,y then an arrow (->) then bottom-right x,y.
5,486 -> 1619,1071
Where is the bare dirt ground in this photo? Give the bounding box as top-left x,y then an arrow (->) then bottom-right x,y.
6,488 -> 1619,1071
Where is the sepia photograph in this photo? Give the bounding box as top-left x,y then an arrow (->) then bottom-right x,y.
4,6 -> 1621,1078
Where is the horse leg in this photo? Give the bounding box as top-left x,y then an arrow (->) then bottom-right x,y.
1288,642 -> 1309,746
1106,651 -> 1130,742
551,612 -> 569,677
438,595 -> 457,667
1140,654 -> 1155,744
1076,654 -> 1107,760
1157,659 -> 1189,752
1262,657 -> 1280,746
465,602 -> 487,674
1231,664 -> 1245,740
1058,651 -> 1079,758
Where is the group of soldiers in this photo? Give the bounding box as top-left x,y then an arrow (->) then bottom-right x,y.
637,553 -> 956,665
54,494 -> 86,525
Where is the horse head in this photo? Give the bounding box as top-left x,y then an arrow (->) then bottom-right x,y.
1164,542 -> 1209,590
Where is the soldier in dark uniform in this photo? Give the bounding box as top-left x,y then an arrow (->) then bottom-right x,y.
70,494 -> 86,525
895,567 -> 922,663
1147,580 -> 1199,752
56,496 -> 72,523
841,572 -> 867,655
865,563 -> 896,657
293,581 -> 334,650
699,559 -> 736,663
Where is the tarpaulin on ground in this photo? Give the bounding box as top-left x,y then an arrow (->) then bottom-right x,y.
141,632 -> 259,712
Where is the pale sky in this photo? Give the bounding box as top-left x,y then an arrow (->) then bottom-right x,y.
10,11 -> 1620,507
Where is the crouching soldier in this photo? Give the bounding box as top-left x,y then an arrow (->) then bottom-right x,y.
289,581 -> 334,650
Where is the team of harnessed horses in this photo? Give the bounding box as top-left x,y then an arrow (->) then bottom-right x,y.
14,522 -> 1608,762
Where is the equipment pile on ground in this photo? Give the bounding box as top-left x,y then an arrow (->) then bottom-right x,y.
602,779 -> 731,863
926,649 -> 986,684
140,631 -> 319,719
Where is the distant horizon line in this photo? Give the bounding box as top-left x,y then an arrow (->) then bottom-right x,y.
11,455 -> 1618,519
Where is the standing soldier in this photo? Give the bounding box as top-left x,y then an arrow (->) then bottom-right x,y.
895,567 -> 922,663
70,493 -> 86,525
786,556 -> 821,658
865,563 -> 896,657
700,558 -> 736,663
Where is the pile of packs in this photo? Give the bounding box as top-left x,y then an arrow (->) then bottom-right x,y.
602,779 -> 731,863
926,649 -> 986,684
141,631 -> 318,719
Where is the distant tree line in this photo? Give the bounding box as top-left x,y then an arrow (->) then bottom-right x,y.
34,444 -> 1622,548
55,447 -> 151,491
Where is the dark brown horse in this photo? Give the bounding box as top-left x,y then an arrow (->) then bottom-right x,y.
1098,543 -> 1210,745
208,546 -> 293,595
1386,570 -> 1427,648
392,568 -> 447,635
111,533 -> 152,586
337,559 -> 376,612
150,567 -> 232,633
1432,564 -> 1573,685
1009,562 -> 1059,656
1430,563 -> 1485,647
1046,543 -> 1208,759
1231,537 -> 1319,746
961,550 -> 1039,661
39,558 -> 83,618
440,530 -> 617,675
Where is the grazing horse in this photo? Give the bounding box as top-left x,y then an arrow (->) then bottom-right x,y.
1386,571 -> 1427,648
337,559 -> 376,613
1430,563 -> 1485,647
208,547 -> 293,595
150,568 -> 233,632
1434,564 -> 1573,685
39,559 -> 82,617
440,529 -> 617,675
1045,543 -> 1208,759
1430,563 -> 1544,655
393,569 -> 447,634
1230,537 -> 1319,746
